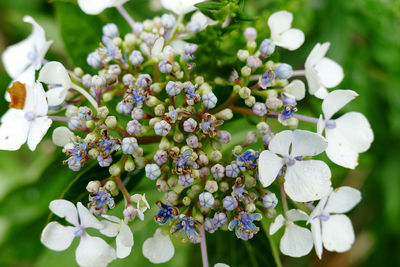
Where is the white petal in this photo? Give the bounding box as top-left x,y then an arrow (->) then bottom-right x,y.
99,220 -> 119,237
315,58 -> 344,89
286,209 -> 308,222
30,82 -> 49,116
46,86 -> 68,106
310,219 -> 323,259
269,214 -> 285,235
5,67 -> 36,101
161,0 -> 203,15
305,67 -> 323,95
77,0 -> 115,15
325,112 -> 373,169
214,264 -> 230,267
52,127 -> 74,147
314,87 -> 329,99
268,130 -> 293,156
0,110 -> 29,151
76,234 -> 116,267
324,186 -> 361,214
322,214 -> 355,253
322,90 -> 358,120
40,221 -> 75,251
268,10 -> 293,36
27,116 -> 52,151
151,37 -> 165,60
49,199 -> 79,226
305,42 -> 330,69
308,195 -> 329,223
258,150 -> 284,187
280,222 -> 313,257
285,160 -> 331,202
274,29 -> 304,51
77,202 -> 103,229
317,115 -> 325,135
102,214 -> 121,223
191,11 -> 217,29
143,228 -> 175,264
290,129 -> 327,157
116,223 -> 134,258
38,61 -> 71,88
170,40 -> 187,55
284,80 -> 305,100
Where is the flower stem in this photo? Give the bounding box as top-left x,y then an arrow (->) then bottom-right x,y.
280,184 -> 289,213
114,155 -> 131,204
48,116 -> 69,122
71,83 -> 99,111
292,70 -> 306,77
199,226 -> 209,267
260,219 -> 283,267
116,5 -> 136,31
211,92 -> 239,114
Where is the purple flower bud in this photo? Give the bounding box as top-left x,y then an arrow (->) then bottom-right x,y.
260,39 -> 275,56
161,14 -> 176,29
103,23 -> 119,38
246,55 -> 261,69
121,137 -> 138,154
202,92 -> 218,109
98,155 -> 112,167
252,102 -> 267,116
225,163 -> 240,178
213,212 -> 228,227
178,174 -> 194,187
259,69 -> 274,89
131,107 -> 144,120
122,74 -> 135,86
204,218 -> 217,233
82,74 -> 92,88
183,118 -> 197,132
275,63 -> 293,79
129,50 -> 143,66
87,51 -> 102,69
133,22 -> 143,34
186,135 -> 199,148
145,163 -> 161,180
118,101 -> 134,114
211,164 -> 225,178
244,27 -> 257,42
154,150 -> 168,165
166,81 -> 182,96
126,120 -> 142,135
218,131 -> 231,144
184,43 -> 198,55
188,20 -> 201,33
199,192 -> 215,208
262,192 -> 278,209
68,116 -> 81,130
137,74 -> 152,88
159,60 -> 172,73
262,132 -> 274,145
223,196 -> 238,211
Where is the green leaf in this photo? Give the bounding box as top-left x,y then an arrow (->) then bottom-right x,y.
194,1 -> 225,10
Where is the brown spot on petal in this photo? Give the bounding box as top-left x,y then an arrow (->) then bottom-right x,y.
8,81 -> 26,110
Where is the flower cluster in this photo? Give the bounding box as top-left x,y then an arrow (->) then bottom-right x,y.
0,1 -> 373,266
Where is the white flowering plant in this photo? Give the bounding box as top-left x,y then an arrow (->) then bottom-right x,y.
0,0 -> 374,266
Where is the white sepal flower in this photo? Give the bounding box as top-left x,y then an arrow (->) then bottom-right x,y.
270,209 -> 313,257
52,126 -> 74,147
77,0 -> 129,15
151,37 -> 166,61
100,215 -> 134,259
283,80 -> 306,100
308,186 -> 361,258
0,81 -> 52,151
268,11 -> 304,51
161,0 -> 205,15
305,42 -> 344,99
317,90 -> 374,169
142,228 -> 175,263
258,130 -> 331,202
2,15 -> 52,80
130,194 -> 150,220
190,11 -> 218,30
40,200 -> 116,267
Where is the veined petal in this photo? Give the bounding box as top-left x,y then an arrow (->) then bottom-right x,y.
40,221 -> 75,251
315,58 -> 344,89
258,150 -> 284,187
325,112 -> 373,169
49,199 -> 79,226
143,228 -> 175,264
0,110 -> 29,151
274,29 -> 304,51
280,222 -> 313,257
270,214 -> 285,235
46,86 -> 68,107
324,186 -> 361,214
285,160 -> 331,202
77,0 -> 117,15
322,90 -> 358,120
77,202 -> 103,229
286,209 -> 308,222
38,61 -> 71,88
284,80 -> 305,100
308,195 -> 329,223
310,218 -> 323,259
27,116 -> 52,151
322,214 -> 355,253
116,223 -> 133,258
76,234 -> 116,267
268,10 -> 293,36
99,220 -> 119,237
268,130 -> 293,156
290,129 -> 327,157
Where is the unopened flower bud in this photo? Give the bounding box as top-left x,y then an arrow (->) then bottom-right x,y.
252,102 -> 267,116
121,137 -> 138,154
237,49 -> 250,61
156,179 -> 169,192
109,163 -> 122,176
205,181 -> 218,193
124,157 -> 136,172
166,81 -> 182,96
223,196 -> 238,211
86,180 -> 100,192
257,122 -> 270,134
210,150 -> 222,162
266,97 -> 283,110
145,164 -> 161,180
123,205 -> 137,221
239,87 -> 251,99
129,50 -> 143,65
245,176 -> 256,188
159,60 -> 172,73
215,108 -> 233,120
225,163 -> 240,178
246,203 -> 256,213
247,55 -> 261,69
199,192 -> 215,208
245,131 -> 258,144
202,92 -> 218,109
241,66 -> 251,76
262,192 -> 278,209
103,23 -> 119,38
245,95 -> 256,107
165,191 -> 178,204
150,83 -> 162,93
161,14 -> 176,29
154,120 -> 171,136
275,63 -> 293,79
88,148 -> 99,159
105,116 -> 117,129
260,39 -> 275,56
182,196 -> 191,206
244,27 -> 257,42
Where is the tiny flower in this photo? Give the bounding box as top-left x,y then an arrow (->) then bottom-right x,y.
102,23 -> 119,38
178,173 -> 194,187
41,200 -> 116,266
154,120 -> 171,136
98,37 -> 122,62
88,187 -> 115,216
270,209 -> 313,257
275,63 -> 293,79
260,39 -> 275,56
143,228 -> 175,263
283,80 -> 306,100
130,193 -> 150,220
258,130 -> 331,202
246,56 -> 262,69
268,10 -> 304,51
252,102 -> 267,116
211,164 -> 225,178
154,201 -> 179,225
98,155 -> 113,167
213,212 -> 228,227
161,14 -> 176,29
308,186 -> 361,259
218,130 -> 232,144
244,27 -> 257,42
154,150 -> 168,165
78,0 -> 129,15
262,192 -> 278,209
223,196 -> 238,211
129,50 -> 144,66
317,90 -> 373,169
199,192 -> 215,208
126,119 -> 142,135
87,51 -> 102,68
171,215 -> 201,243
100,215 -> 134,259
259,69 -> 275,89
234,149 -> 259,169
159,60 -> 172,73
228,211 -> 262,240
225,163 -> 240,178
121,137 -> 139,154
64,139 -> 89,171
145,163 -> 161,180
165,81 -> 182,96
305,42 -> 344,98
183,118 -> 197,132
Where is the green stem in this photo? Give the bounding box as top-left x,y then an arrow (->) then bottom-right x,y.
261,219 -> 283,267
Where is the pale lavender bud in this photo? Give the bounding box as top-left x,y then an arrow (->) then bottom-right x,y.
262,132 -> 274,145
178,174 -> 194,187
204,218 -> 217,233
165,81 -> 182,96
91,75 -> 106,91
217,131 -> 231,144
205,180 -> 218,193
202,92 -> 218,109
260,39 -> 275,56
199,153 -> 209,165
199,192 -> 214,208
244,27 -> 257,42
108,64 -> 121,75
226,163 -> 240,178
121,137 -> 138,154
223,196 -> 238,211
131,107 -> 144,120
213,212 -> 227,227
68,116 -> 81,130
246,131 -> 258,144
262,192 -> 278,209
159,60 -> 172,73
186,135 -> 199,148
266,97 -> 283,110
165,191 -> 178,204
257,122 -> 270,134
145,163 -> 161,180
275,63 -> 293,79
188,20 -> 201,33
200,167 -> 210,178
252,102 -> 267,116
78,107 -> 92,121
133,22 -> 143,34
103,23 -> 119,38
98,155 -> 112,167
154,120 -> 171,136
87,51 -> 102,68
183,118 -> 197,132
82,74 -> 92,88
129,50 -> 143,66
154,150 -> 168,165
122,74 -> 135,86
137,74 -> 152,88
127,120 -> 142,135
211,164 -> 225,178
184,43 -> 198,55
246,55 -> 261,69
161,14 -> 176,29
118,101 -> 134,114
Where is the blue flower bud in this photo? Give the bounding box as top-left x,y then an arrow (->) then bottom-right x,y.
199,192 -> 215,208
223,196 -> 238,211
262,192 -> 278,209
202,92 -> 218,109
133,22 -> 143,34
161,14 -> 176,29
225,163 -> 240,178
117,101 -> 133,114
275,63 -> 293,79
98,155 -> 113,167
87,52 -> 102,69
159,60 -> 172,73
178,174 -> 194,187
165,81 -> 182,96
68,116 -> 81,130
145,163 -> 161,180
137,74 -> 152,88
121,137 -> 139,154
252,102 -> 267,116
129,50 -> 143,66
103,23 -> 119,38
184,43 -> 198,55
260,39 -> 275,56
244,27 -> 257,42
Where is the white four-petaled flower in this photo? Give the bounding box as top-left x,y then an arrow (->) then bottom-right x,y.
142,228 -> 175,263
317,90 -> 374,169
305,42 -> 344,99
258,130 -> 331,202
40,200 -> 116,267
78,0 -> 129,15
308,186 -> 361,258
268,11 -> 305,51
270,209 -> 313,257
130,193 -> 150,220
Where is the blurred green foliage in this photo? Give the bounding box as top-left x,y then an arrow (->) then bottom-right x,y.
0,0 -> 400,266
